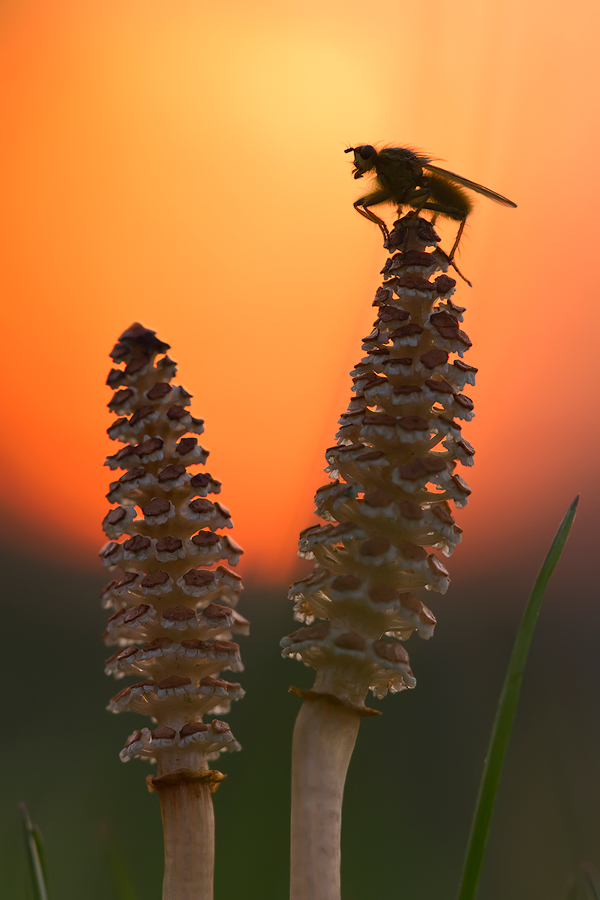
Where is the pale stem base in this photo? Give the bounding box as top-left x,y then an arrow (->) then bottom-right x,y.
290,697 -> 361,900
158,780 -> 215,900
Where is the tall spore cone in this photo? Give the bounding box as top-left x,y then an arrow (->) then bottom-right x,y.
101,323 -> 247,900
283,215 -> 476,900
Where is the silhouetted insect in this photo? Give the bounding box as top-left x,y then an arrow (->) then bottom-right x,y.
345,144 -> 516,280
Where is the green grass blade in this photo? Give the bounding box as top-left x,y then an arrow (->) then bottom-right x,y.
457,495 -> 580,900
19,803 -> 49,900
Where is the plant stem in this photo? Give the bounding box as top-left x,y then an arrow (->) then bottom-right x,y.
158,777 -> 215,900
290,696 -> 361,900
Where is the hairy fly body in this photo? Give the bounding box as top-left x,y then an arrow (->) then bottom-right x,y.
345,144 -> 516,280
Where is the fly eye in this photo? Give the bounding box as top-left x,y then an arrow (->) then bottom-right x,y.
359,145 -> 375,160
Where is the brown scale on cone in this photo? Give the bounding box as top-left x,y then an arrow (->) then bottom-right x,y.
281,215 -> 476,710
102,323 -> 246,774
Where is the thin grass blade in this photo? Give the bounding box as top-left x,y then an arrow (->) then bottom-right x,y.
457,495 -> 579,900
19,803 -> 49,900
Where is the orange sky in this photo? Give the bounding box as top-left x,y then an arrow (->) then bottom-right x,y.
0,0 -> 598,585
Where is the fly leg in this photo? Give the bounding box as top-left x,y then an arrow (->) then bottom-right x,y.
434,245 -> 472,288
447,217 -> 467,262
412,201 -> 472,287
353,188 -> 392,241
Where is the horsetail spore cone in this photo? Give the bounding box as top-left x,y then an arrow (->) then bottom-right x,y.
283,215 -> 475,900
101,323 -> 247,900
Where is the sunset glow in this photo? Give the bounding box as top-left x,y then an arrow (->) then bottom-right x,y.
1,0 -> 598,583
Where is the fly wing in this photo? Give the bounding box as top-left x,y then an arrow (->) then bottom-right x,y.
423,163 -> 517,207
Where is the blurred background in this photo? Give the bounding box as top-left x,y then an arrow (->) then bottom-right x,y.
1,0 -> 599,897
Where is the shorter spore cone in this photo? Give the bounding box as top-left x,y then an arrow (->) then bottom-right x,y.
101,323 -> 247,778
